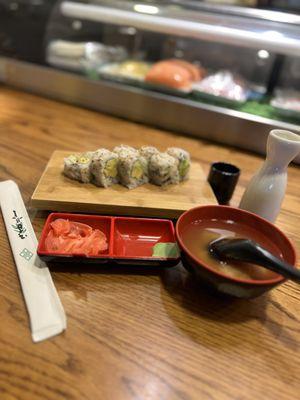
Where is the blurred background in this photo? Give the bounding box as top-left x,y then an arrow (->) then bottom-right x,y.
0,0 -> 299,159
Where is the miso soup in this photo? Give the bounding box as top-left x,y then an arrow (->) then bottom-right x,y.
182,219 -> 282,281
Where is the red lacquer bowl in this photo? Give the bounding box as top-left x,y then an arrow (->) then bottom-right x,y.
176,205 -> 297,298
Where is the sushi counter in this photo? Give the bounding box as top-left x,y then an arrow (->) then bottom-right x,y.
1,86 -> 300,400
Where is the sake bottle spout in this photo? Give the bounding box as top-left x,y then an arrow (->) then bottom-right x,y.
267,129 -> 300,169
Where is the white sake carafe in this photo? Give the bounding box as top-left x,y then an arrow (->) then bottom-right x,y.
239,129 -> 300,222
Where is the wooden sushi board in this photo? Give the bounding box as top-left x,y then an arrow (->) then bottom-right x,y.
31,151 -> 217,218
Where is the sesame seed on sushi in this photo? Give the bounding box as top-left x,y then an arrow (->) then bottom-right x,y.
166,147 -> 190,181
113,144 -> 138,158
139,146 -> 159,161
63,152 -> 94,183
118,153 -> 148,189
90,148 -> 119,188
148,152 -> 179,186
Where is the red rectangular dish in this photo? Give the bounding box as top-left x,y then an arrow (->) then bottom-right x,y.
37,213 -> 180,267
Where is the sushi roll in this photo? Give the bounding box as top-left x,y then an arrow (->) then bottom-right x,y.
118,153 -> 148,189
139,146 -> 159,161
113,144 -> 138,158
63,152 -> 94,183
148,153 -> 179,186
90,148 -> 119,187
166,147 -> 190,181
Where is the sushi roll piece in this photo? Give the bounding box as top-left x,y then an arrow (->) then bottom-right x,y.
63,152 -> 94,183
148,153 -> 179,186
139,146 -> 159,161
90,148 -> 119,187
118,153 -> 148,189
113,144 -> 138,158
166,147 -> 190,181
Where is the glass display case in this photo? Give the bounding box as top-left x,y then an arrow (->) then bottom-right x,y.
0,0 -> 299,162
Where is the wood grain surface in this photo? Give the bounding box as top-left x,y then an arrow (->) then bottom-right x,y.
0,86 -> 299,400
31,150 -> 216,217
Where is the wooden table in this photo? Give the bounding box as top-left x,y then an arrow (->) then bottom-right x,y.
0,87 -> 299,400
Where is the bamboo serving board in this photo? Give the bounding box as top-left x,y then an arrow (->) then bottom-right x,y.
31,151 -> 216,218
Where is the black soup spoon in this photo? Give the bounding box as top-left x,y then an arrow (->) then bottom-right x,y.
209,238 -> 300,283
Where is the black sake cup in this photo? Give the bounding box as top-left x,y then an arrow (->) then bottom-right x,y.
208,162 -> 240,205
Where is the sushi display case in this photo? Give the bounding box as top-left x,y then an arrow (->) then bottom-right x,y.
0,0 -> 300,162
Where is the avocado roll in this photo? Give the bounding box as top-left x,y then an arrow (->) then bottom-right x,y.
118,153 -> 148,189
63,152 -> 94,183
166,147 -> 190,181
148,153 -> 179,186
90,149 -> 119,187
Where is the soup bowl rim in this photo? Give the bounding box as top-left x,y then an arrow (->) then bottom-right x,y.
176,205 -> 297,286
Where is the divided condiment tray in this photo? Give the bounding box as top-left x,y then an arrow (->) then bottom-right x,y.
37,213 -> 180,267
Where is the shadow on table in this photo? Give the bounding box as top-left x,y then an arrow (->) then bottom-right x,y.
160,263 -> 298,351
160,262 -> 268,323
48,262 -> 168,276
49,262 -> 162,303
160,263 -> 299,383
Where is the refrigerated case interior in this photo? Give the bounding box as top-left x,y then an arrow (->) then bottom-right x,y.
0,0 -> 299,162
43,0 -> 300,122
